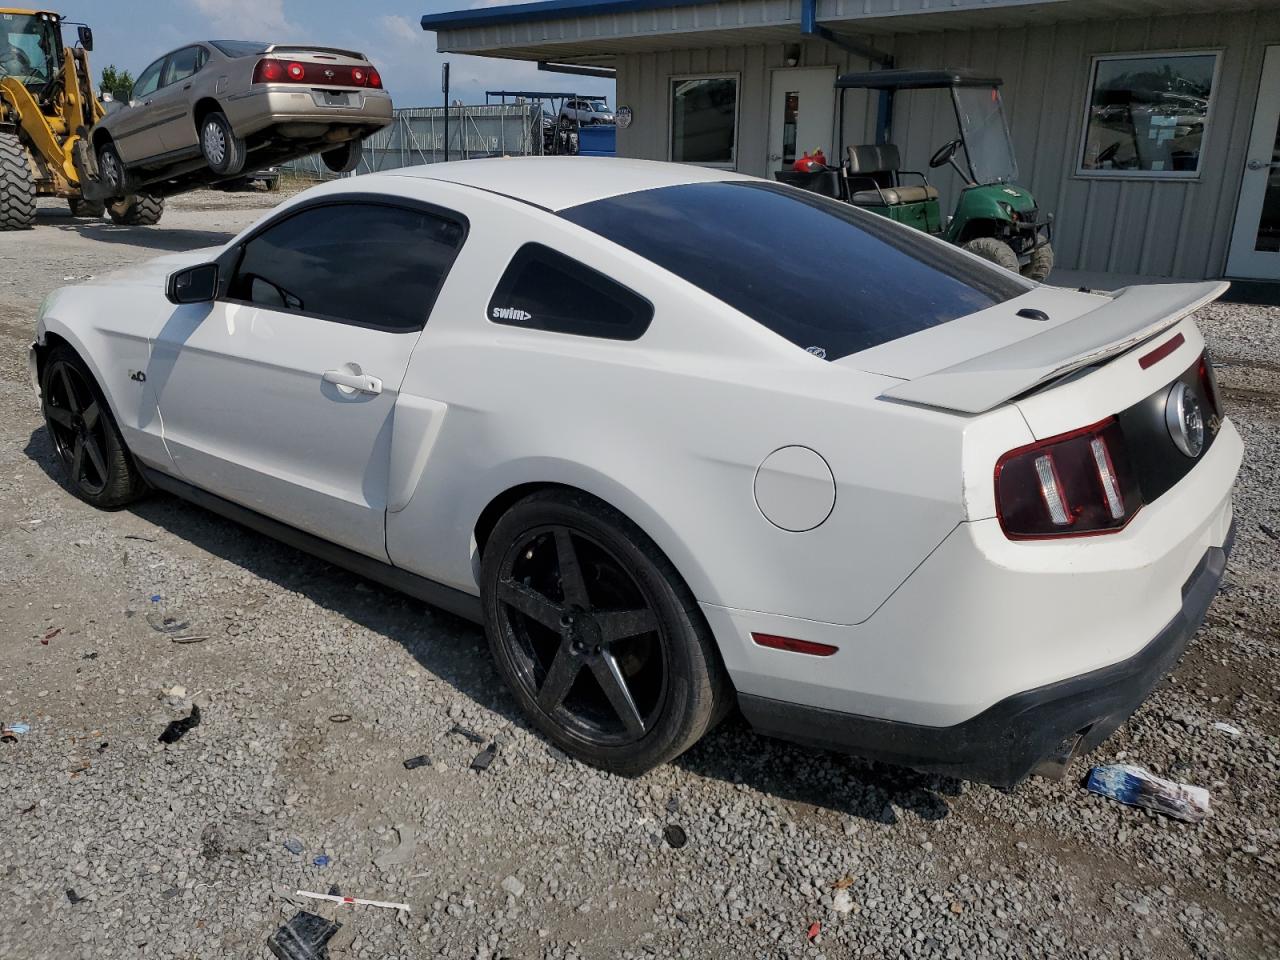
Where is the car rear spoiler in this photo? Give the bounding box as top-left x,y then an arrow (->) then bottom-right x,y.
266,44 -> 368,61
879,281 -> 1229,414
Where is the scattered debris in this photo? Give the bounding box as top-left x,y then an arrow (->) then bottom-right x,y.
313,855 -> 331,868
124,534 -> 158,542
66,888 -> 86,905
449,723 -> 485,744
146,596 -> 192,635
402,755 -> 431,771
663,824 -> 687,849
950,901 -> 964,915
159,705 -> 202,744
1086,764 -> 1211,823
806,921 -> 821,943
42,627 -> 61,643
96,742 -> 108,753
1213,721 -> 1243,737
267,910 -> 341,960
665,795 -> 679,815
501,875 -> 526,898
171,635 -> 208,645
19,802 -> 37,814
470,743 -> 497,772
82,652 -> 99,660
832,888 -> 855,915
283,838 -> 304,856
327,714 -> 351,724
832,876 -> 854,889
296,890 -> 411,911
2,721 -> 30,741
372,825 -> 416,869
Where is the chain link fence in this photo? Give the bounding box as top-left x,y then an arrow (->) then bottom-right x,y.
280,103 -> 545,180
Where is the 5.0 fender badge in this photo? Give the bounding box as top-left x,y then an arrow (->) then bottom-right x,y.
129,369 -> 146,383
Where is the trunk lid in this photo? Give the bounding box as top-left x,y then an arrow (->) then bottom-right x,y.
841,281 -> 1228,415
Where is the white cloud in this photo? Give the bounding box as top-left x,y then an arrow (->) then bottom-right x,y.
187,0 -> 294,39
376,15 -> 421,47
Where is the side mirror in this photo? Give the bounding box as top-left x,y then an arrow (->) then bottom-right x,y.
77,26 -> 94,51
166,263 -> 218,304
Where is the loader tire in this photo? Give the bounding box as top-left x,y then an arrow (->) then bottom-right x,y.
68,197 -> 105,219
108,194 -> 164,226
0,132 -> 37,230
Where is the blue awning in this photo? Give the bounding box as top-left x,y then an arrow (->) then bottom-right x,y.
422,0 -> 724,33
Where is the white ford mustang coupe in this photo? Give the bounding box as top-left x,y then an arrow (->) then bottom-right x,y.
29,158 -> 1241,787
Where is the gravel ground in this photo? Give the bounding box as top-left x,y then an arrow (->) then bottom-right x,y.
0,188 -> 1277,960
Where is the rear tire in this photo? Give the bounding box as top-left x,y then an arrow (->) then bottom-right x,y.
108,194 -> 164,226
481,489 -> 730,776
67,197 -> 105,218
1021,241 -> 1055,283
962,236 -> 1020,274
321,140 -> 362,174
199,111 -> 246,176
40,346 -> 148,509
0,132 -> 37,230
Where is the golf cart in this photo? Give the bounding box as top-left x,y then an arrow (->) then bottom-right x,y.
778,69 -> 1054,281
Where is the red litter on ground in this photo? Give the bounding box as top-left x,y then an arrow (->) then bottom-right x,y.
807,921 -> 821,942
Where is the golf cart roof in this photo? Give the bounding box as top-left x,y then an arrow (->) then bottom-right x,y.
835,69 -> 1003,90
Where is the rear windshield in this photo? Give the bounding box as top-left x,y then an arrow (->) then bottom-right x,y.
211,40 -> 269,58
559,181 -> 1030,360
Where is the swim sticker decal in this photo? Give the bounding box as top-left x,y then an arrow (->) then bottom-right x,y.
492,307 -> 532,322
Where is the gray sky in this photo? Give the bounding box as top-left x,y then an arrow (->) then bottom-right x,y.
50,1 -> 613,107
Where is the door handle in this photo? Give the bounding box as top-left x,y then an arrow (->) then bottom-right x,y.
322,369 -> 382,395
1247,158 -> 1279,170
768,153 -> 782,161
183,83 -> 192,90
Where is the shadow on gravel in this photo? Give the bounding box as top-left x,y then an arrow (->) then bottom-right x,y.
675,718 -> 965,823
24,420 -> 967,822
51,221 -> 237,252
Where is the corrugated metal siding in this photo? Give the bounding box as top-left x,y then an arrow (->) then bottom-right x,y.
615,8 -> 1280,277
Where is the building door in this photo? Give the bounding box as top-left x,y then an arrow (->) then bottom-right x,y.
766,67 -> 836,175
1228,45 -> 1280,279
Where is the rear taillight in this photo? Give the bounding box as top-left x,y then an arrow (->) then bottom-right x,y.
1198,353 -> 1223,417
995,418 -> 1143,539
252,57 -> 383,87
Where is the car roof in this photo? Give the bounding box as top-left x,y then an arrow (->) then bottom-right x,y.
385,157 -> 753,212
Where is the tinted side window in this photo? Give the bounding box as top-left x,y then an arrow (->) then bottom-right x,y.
133,58 -> 163,98
228,202 -> 466,330
488,243 -> 653,341
561,181 -> 1029,360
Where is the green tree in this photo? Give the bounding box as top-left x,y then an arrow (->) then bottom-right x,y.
99,64 -> 133,102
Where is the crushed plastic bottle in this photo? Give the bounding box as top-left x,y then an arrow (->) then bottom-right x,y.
1086,764 -> 1210,823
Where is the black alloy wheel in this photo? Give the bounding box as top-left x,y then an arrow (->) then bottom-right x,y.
482,490 -> 729,774
44,357 -> 110,497
40,348 -> 147,508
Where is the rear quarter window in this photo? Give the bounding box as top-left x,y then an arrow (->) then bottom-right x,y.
559,181 -> 1030,360
487,243 -> 653,341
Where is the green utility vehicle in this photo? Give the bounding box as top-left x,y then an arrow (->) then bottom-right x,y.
777,69 -> 1054,281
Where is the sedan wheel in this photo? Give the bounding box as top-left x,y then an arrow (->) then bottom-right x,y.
97,143 -> 127,197
41,348 -> 146,508
482,490 -> 729,774
199,111 -> 247,177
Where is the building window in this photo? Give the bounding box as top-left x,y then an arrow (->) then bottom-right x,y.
1078,51 -> 1219,178
670,75 -> 738,168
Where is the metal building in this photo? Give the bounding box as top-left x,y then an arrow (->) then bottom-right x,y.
423,0 -> 1280,283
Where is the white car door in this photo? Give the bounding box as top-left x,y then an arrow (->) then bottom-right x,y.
150,199 -> 466,560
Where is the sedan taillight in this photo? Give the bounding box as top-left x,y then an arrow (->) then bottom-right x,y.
252,57 -> 383,88
995,418 -> 1143,539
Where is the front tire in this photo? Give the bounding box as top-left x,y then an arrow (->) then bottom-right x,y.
67,197 -> 105,218
962,236 -> 1020,273
96,141 -> 129,197
321,140 -> 363,174
108,194 -> 164,226
40,347 -> 147,508
0,131 -> 36,230
199,111 -> 246,176
481,490 -> 729,775
1021,241 -> 1055,283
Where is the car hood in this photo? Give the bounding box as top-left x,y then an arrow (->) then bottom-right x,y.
838,281 -> 1228,414
90,246 -> 225,289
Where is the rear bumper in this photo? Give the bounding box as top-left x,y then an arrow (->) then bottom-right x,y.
224,86 -> 393,138
738,522 -> 1233,788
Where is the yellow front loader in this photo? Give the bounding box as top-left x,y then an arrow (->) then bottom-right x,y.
1,9 -> 161,228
